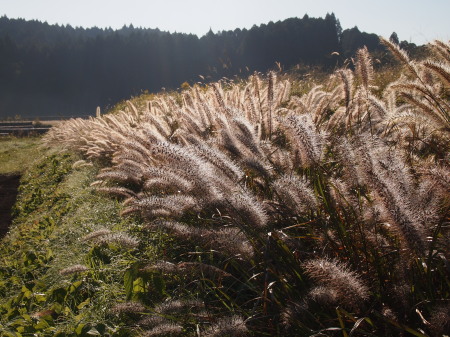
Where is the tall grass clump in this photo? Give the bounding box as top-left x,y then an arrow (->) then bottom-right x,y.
42,40 -> 449,336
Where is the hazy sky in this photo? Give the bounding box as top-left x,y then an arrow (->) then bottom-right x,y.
1,0 -> 449,45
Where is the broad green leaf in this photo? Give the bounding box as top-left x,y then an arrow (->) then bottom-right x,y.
77,298 -> 91,310
124,269 -> 134,300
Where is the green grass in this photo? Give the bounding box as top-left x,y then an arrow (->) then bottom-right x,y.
1,41 -> 448,336
0,147 -> 164,336
0,137 -> 45,174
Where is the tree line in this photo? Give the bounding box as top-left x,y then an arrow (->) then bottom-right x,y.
0,14 -> 419,118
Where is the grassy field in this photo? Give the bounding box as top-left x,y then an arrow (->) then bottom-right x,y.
0,137 -> 46,174
0,147 -> 161,336
1,40 -> 449,336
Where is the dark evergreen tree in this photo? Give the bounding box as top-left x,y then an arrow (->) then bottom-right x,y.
0,15 -> 406,119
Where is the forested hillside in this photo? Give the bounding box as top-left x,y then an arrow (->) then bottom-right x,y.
0,14 -> 420,119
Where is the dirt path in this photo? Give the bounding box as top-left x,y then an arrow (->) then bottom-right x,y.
0,174 -> 21,238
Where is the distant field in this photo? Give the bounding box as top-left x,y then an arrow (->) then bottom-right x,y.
0,120 -> 62,126
0,120 -> 61,136
41,120 -> 63,126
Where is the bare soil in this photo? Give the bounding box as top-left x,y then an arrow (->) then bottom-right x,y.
0,174 -> 21,238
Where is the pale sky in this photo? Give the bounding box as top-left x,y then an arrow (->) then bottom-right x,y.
1,0 -> 449,45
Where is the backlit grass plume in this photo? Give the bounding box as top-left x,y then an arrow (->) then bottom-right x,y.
43,40 -> 449,336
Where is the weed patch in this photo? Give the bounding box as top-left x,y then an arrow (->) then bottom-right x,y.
0,152 -> 164,336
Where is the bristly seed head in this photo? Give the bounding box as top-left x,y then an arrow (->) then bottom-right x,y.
59,264 -> 89,276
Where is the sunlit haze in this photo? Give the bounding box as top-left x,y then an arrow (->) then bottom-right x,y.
1,0 -> 449,45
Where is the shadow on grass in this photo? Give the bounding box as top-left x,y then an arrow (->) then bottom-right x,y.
0,174 -> 21,238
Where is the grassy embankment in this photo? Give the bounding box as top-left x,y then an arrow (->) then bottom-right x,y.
0,138 -> 168,336
0,137 -> 44,175
0,39 -> 448,336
